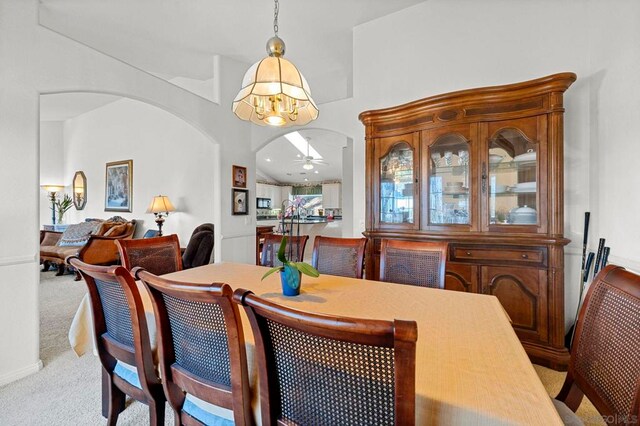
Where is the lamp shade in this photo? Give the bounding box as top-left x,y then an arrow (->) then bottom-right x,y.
41,184 -> 65,193
146,195 -> 175,214
232,56 -> 319,127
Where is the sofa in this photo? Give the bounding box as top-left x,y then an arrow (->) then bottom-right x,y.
40,218 -> 137,278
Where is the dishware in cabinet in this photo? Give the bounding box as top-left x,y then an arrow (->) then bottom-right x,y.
372,132 -> 420,230
481,115 -> 548,234
421,124 -> 479,231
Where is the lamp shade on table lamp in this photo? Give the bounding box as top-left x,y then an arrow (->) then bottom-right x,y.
146,195 -> 175,236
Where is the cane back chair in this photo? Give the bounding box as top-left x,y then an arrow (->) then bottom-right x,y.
311,236 -> 367,279
260,234 -> 308,267
136,269 -> 251,426
233,288 -> 418,426
116,234 -> 183,275
555,265 -> 640,425
379,239 -> 448,289
67,256 -> 165,425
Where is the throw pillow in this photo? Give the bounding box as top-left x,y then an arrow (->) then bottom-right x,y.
104,223 -> 128,237
58,221 -> 101,246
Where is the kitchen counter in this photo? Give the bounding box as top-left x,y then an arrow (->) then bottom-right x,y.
256,217 -> 342,224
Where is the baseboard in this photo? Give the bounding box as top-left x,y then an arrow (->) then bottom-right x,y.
0,360 -> 43,387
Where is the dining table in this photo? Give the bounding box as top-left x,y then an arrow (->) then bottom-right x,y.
69,262 -> 562,425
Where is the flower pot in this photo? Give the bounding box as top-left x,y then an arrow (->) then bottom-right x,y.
280,264 -> 301,296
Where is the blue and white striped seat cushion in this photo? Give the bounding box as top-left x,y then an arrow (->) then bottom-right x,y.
112,362 -> 234,426
183,395 -> 234,426
113,361 -> 141,388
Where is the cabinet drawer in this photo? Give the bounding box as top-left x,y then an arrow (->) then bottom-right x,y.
451,246 -> 546,266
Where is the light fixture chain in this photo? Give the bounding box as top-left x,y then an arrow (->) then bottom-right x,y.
273,0 -> 279,36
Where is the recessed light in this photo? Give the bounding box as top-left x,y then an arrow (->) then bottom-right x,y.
304,178 -> 309,182
265,158 -> 272,162
296,154 -> 301,158
314,170 -> 319,174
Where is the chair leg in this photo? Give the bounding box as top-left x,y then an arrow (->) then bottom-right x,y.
74,270 -> 82,281
102,368 -> 125,425
42,261 -> 51,272
55,263 -> 66,276
556,370 -> 584,411
148,399 -> 165,426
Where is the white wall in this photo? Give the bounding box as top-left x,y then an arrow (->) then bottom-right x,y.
0,0 -> 251,386
587,0 -> 640,271
62,98 -> 217,245
39,121 -> 64,226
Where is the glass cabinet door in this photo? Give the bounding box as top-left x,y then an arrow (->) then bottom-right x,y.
379,141 -> 415,225
428,134 -> 471,225
487,127 -> 538,226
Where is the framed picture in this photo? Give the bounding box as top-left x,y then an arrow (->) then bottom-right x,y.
232,165 -> 247,188
232,188 -> 249,215
105,160 -> 133,212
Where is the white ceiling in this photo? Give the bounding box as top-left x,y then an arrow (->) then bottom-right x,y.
40,93 -> 122,121
38,0 -> 425,104
257,129 -> 347,184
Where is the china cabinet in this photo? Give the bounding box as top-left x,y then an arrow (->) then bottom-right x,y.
360,73 -> 576,369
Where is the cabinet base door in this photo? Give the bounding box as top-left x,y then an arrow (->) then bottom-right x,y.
445,263 -> 477,293
482,266 -> 548,343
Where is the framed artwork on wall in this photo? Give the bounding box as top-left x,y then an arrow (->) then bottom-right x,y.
232,188 -> 249,215
232,165 -> 247,188
105,159 -> 133,212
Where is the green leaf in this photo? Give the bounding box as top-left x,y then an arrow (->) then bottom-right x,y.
293,262 -> 320,278
261,266 -> 283,281
277,236 -> 288,263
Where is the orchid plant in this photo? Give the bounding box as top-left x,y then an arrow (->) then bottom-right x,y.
261,197 -> 319,284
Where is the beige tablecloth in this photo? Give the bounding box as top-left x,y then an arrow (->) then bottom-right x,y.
69,262 -> 562,425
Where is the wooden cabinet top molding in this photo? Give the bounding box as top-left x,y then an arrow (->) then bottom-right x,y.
358,73 -> 576,132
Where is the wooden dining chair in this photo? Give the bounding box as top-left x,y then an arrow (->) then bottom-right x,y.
554,265 -> 640,425
379,239 -> 448,289
116,234 -> 183,275
311,236 -> 367,278
260,234 -> 309,267
67,256 -> 165,426
233,288 -> 418,426
135,268 -> 252,426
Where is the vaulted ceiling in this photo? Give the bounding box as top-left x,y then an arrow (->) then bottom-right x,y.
39,0 -> 425,104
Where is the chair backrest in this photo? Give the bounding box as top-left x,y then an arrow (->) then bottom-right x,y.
182,223 -> 214,269
136,269 -> 251,425
68,256 -> 159,393
261,234 -> 309,267
311,236 -> 367,279
570,265 -> 640,422
116,235 -> 182,275
379,239 -> 448,288
233,289 -> 417,426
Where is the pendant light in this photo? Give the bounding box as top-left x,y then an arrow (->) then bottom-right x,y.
232,0 -> 318,127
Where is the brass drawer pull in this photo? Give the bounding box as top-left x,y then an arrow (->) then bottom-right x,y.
521,254 -> 529,259
466,251 -> 472,256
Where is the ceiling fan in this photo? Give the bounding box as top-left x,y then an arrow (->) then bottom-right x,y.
293,138 -> 328,170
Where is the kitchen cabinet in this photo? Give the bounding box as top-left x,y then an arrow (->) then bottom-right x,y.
360,73 -> 576,370
256,183 -> 282,208
280,185 -> 293,207
322,183 -> 342,209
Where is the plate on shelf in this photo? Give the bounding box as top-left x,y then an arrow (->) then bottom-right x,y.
508,187 -> 536,193
513,151 -> 536,162
443,187 -> 469,195
513,182 -> 536,190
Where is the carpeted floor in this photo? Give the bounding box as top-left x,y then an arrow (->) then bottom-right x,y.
0,271 -> 605,425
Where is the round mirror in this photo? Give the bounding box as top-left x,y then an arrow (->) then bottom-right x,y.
73,171 -> 87,210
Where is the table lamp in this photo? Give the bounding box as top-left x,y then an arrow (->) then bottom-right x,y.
41,184 -> 65,225
146,195 -> 175,236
